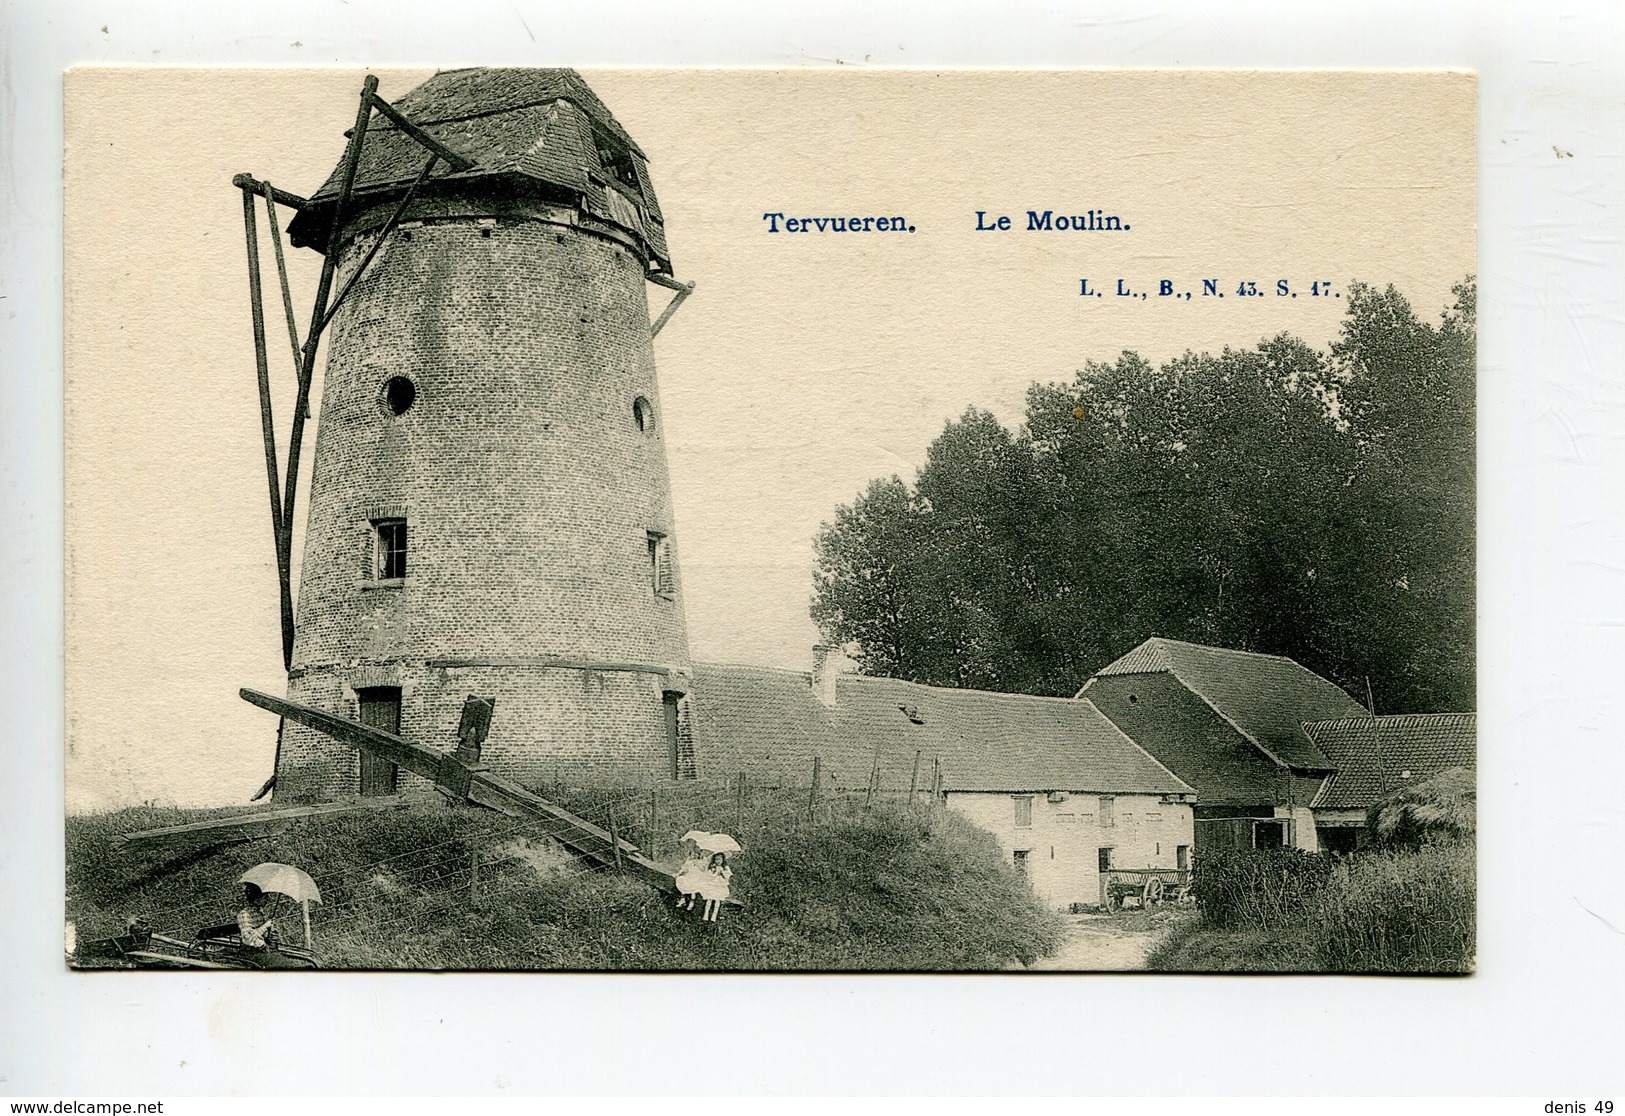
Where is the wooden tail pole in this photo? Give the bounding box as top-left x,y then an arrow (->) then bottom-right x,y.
909,750 -> 922,802
239,688 -> 717,901
301,898 -> 312,948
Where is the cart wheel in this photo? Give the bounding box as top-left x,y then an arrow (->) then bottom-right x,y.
1144,876 -> 1165,906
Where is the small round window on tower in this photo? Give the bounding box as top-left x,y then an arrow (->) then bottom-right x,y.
384,376 -> 417,416
633,396 -> 656,435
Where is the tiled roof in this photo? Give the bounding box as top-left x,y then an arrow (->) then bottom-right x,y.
376,68 -> 638,152
1305,713 -> 1477,809
288,69 -> 670,268
690,663 -> 1193,796
1083,637 -> 1367,771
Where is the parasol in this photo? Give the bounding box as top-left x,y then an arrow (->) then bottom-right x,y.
680,830 -> 742,855
240,862 -> 322,904
240,862 -> 322,946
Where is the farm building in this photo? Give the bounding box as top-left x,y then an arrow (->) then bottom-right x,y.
1077,637 -> 1371,853
689,653 -> 1196,909
1302,713 -> 1478,852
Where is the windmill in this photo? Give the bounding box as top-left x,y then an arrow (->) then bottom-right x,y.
232,71 -> 701,804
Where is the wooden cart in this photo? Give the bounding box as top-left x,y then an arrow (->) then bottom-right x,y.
74,920 -> 319,970
1101,868 -> 1192,910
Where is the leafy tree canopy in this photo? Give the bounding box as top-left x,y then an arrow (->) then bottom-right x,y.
811,278 -> 1475,713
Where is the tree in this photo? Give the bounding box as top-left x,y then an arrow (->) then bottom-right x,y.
810,278 -> 1475,711
1328,279 -> 1476,712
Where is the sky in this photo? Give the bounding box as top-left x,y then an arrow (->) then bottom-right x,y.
63,68 -> 1475,810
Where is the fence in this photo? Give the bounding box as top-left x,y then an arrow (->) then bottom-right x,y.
530,752 -> 956,866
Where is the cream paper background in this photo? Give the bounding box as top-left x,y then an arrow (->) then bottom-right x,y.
63,68 -> 1474,811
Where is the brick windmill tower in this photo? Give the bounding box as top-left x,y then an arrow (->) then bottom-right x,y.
234,70 -> 698,801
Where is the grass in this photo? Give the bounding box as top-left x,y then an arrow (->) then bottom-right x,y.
1146,841 -> 1475,974
1311,844 -> 1475,973
1146,920 -> 1319,972
66,792 -> 1064,971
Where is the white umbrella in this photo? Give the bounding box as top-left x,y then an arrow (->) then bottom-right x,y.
240,863 -> 322,946
680,830 -> 742,855
240,862 -> 322,904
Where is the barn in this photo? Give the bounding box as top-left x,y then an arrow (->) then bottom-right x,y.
1077,637 -> 1372,853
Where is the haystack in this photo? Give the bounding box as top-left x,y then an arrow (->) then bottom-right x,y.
1367,766 -> 1476,846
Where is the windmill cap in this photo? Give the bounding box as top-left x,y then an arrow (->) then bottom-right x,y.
287,68 -> 671,271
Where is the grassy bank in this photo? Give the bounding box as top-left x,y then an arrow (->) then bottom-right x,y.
1146,843 -> 1475,974
67,793 -> 1063,971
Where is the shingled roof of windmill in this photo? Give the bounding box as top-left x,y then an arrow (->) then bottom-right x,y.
689,663 -> 1194,796
1079,637 -> 1370,772
288,68 -> 670,269
1305,713 -> 1477,809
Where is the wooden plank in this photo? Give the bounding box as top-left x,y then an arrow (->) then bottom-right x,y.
462,777 -> 680,892
238,184 -> 294,670
260,183 -> 305,373
320,154 -> 439,332
113,797 -> 411,849
124,951 -> 243,970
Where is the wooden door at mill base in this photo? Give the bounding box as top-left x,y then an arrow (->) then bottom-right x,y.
356,687 -> 401,796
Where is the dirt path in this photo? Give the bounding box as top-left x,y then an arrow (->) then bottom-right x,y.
1016,909 -> 1194,971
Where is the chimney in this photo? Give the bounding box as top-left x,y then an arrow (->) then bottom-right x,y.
811,644 -> 841,708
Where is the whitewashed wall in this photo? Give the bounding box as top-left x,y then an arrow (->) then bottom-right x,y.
947,791 -> 1195,908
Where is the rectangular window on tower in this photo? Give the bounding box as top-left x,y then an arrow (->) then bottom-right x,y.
372,518 -> 407,581
647,531 -> 673,599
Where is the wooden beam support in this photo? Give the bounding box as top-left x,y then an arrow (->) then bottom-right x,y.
276,76 -> 378,670
231,173 -> 308,211
238,185 -> 295,670
367,93 -> 477,171
646,271 -> 691,292
320,154 -> 439,332
649,278 -> 695,338
260,183 -> 305,374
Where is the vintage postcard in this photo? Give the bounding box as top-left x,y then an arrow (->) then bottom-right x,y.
64,68 -> 1475,972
